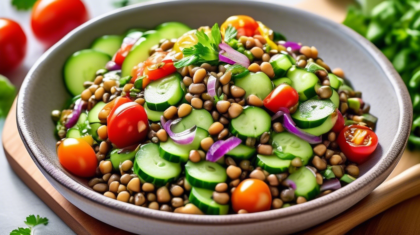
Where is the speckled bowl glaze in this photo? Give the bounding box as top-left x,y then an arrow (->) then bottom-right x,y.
17,0 -> 412,234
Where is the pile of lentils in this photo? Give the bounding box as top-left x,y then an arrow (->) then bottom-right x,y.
53,33 -> 371,214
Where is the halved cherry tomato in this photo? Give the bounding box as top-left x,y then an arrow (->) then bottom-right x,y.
263,84 -> 299,113
107,102 -> 149,148
130,51 -> 171,84
337,125 -> 378,164
332,109 -> 345,133
221,15 -> 259,37
0,18 -> 27,73
231,179 -> 272,213
57,138 -> 97,177
143,60 -> 177,81
113,36 -> 137,65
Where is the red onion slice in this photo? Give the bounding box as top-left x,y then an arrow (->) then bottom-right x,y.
106,61 -> 122,71
283,112 -> 322,144
219,43 -> 250,68
284,179 -> 297,190
206,136 -> 242,162
280,41 -> 301,51
207,75 -> 217,97
65,99 -> 83,129
219,51 -> 237,65
163,118 -> 197,145
320,178 -> 341,191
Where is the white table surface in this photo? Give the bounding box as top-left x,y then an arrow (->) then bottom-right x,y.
0,0 -> 300,233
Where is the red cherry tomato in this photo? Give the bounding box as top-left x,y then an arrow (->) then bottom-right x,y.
108,102 -> 149,148
337,125 -> 378,164
0,18 -> 27,73
113,36 -> 138,65
31,0 -> 88,47
106,97 -> 131,124
130,51 -> 170,84
221,15 -> 259,37
263,84 -> 299,113
143,60 -> 177,81
57,138 -> 97,177
332,109 -> 345,133
231,179 -> 272,213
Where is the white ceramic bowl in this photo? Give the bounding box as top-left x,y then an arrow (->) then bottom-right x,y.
17,0 -> 412,234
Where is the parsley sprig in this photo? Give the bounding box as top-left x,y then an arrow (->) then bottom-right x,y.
224,26 -> 238,43
11,0 -> 37,11
174,23 -> 222,68
10,215 -> 49,235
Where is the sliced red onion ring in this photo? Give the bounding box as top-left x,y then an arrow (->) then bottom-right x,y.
284,179 -> 297,190
219,51 -> 237,64
219,43 -> 250,68
65,99 -> 83,129
280,41 -> 301,51
320,178 -> 341,191
160,115 -> 167,127
206,136 -> 242,162
105,61 -> 122,71
163,118 -> 197,145
207,75 -> 217,97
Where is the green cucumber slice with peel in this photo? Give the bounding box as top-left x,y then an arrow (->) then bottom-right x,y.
110,148 -> 138,171
300,114 -> 338,136
271,132 -> 313,165
133,143 -> 181,187
328,73 -> 344,90
287,66 -> 319,101
233,72 -> 273,100
185,161 -> 227,190
172,109 -> 213,133
270,53 -> 295,78
230,106 -> 271,140
155,22 -> 191,39
88,102 -> 106,124
226,144 -> 256,160
273,77 -> 292,87
144,103 -> 164,122
91,35 -> 123,57
144,73 -> 184,111
159,128 -> 208,163
292,99 -> 336,129
255,154 -> 291,174
287,167 -> 320,200
189,187 -> 229,215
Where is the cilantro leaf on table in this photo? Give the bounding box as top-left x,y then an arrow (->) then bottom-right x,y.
11,0 -> 37,10
224,26 -> 238,43
174,23 -> 222,68
10,227 -> 31,235
10,215 -> 49,235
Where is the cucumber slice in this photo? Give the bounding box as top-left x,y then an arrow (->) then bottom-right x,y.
189,187 -> 229,215
172,109 -> 213,133
185,161 -> 227,190
330,89 -> 339,108
88,102 -> 106,124
122,30 -> 162,77
66,128 -> 81,138
159,128 -> 208,163
63,49 -> 111,96
300,114 -> 338,136
133,143 -> 181,187
144,73 -> 184,111
348,98 -> 362,113
226,64 -> 249,79
230,106 -> 271,140
155,22 -> 191,39
88,123 -> 101,141
287,167 -> 320,200
91,35 -> 123,57
270,54 -> 295,78
305,61 -> 326,74
292,99 -> 336,129
144,103 -> 164,122
234,72 -> 273,100
328,73 -> 343,90
255,154 -> 290,174
273,77 -> 292,87
287,66 -> 319,101
110,148 -> 138,171
226,144 -> 256,160
271,132 -> 313,165
340,174 -> 356,184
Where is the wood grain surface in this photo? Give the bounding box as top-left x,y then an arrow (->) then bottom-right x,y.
3,1 -> 420,234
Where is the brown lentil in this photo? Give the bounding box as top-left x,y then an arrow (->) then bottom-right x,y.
297,196 -> 307,204
121,160 -> 133,172
163,106 -> 178,120
332,165 -> 344,178
102,173 -> 111,182
81,89 -> 92,101
172,197 -> 184,208
227,165 -> 242,179
97,125 -> 108,140
297,59 -> 307,68
313,144 -> 327,156
142,183 -> 155,192
117,185 -> 127,193
228,103 -> 243,119
291,157 -> 303,167
260,62 -> 275,78
225,157 -> 236,166
108,174 -> 120,185
260,132 -> 270,144
170,185 -> 184,197
216,100 -> 231,113
332,68 -> 344,78
248,63 -> 261,73
229,179 -> 240,187
189,83 -> 206,94
230,85 -> 246,98
88,178 -> 104,187
246,38 -> 255,48
178,104 -> 192,118
109,181 -> 120,193
273,122 -> 284,133
212,192 -> 230,205
340,102 -> 348,114
149,202 -> 159,210
200,137 -> 214,151
257,144 -> 273,155
174,203 -> 203,214
156,186 -> 171,203
188,150 -> 201,163
104,191 -> 116,199
193,68 -> 206,83
147,193 -> 157,202
318,86 -> 333,99
218,128 -> 229,140
120,174 -> 132,185
272,198 -> 283,209
191,98 -> 203,109
312,156 -> 327,170
238,160 -> 250,171
215,183 -> 228,192
250,47 -> 264,59
325,149 -> 334,159
127,178 -> 140,192
280,189 -> 295,202
328,132 -> 336,142
267,174 -> 279,186
245,137 -> 256,147
220,71 -> 232,85
93,183 -> 108,193
238,209 -> 248,214
94,87 -> 105,100
99,160 -> 112,174
300,46 -> 312,58
134,193 -> 146,206
316,173 -> 323,185
201,100 -> 212,111
310,46 -> 318,58
346,165 -> 360,178
183,76 -> 193,86
330,155 -> 343,165
184,178 -> 192,191
249,169 -> 266,181
161,40 -> 174,51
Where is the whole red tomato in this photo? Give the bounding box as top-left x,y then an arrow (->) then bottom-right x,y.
263,84 -> 299,113
0,18 -> 27,73
331,109 -> 345,133
31,0 -> 88,47
231,179 -> 272,213
57,138 -> 97,177
337,125 -> 378,164
107,102 -> 149,148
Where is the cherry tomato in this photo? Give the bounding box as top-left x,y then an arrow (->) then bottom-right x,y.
144,60 -> 176,81
130,51 -> 170,83
332,110 -> 345,133
231,179 -> 272,213
0,18 -> 27,73
106,97 -> 131,123
263,84 -> 299,113
108,102 -> 149,148
221,15 -> 259,37
31,0 -> 88,47
114,36 -> 138,65
337,125 -> 378,164
57,138 -> 97,177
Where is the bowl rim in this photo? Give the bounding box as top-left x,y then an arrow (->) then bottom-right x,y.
17,0 -> 412,225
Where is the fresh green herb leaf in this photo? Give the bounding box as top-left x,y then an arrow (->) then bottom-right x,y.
343,6 -> 368,36
10,227 -> 31,235
174,55 -> 199,68
24,215 -> 49,228
11,0 -> 37,10
224,26 -> 238,43
211,23 -> 222,48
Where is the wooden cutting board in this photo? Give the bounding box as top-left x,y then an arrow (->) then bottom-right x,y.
3,1 -> 420,234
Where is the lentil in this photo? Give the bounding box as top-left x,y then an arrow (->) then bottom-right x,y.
225,157 -> 236,166
297,196 -> 307,204
174,203 -> 203,214
272,198 -> 283,209
108,174 -> 120,185
142,183 -> 155,192
280,189 -> 295,202
117,185 -> 127,193
127,178 -> 140,192
257,144 -> 273,155
238,209 -> 248,214
149,202 -> 159,210
88,178 -> 104,187
200,137 -> 214,151
94,75 -> 103,85
332,165 -> 344,178
203,100 -> 213,111
227,165 -> 242,179
220,71 -> 232,85
104,192 -> 116,199
109,181 -> 120,193
170,185 -> 184,197
212,192 -> 230,205
273,122 -> 284,133
250,47 -> 264,59
267,174 -> 279,186
172,197 -> 184,208
249,169 -> 266,180
189,83 -> 206,94
346,165 -> 360,178
260,62 -> 275,78
163,106 -> 177,120
102,173 -> 111,182
219,116 -> 230,125
312,156 -> 327,170
99,160 -> 112,174
328,132 -> 336,142
193,68 -> 206,83
120,174 -> 132,185
228,103 -> 243,118
229,179 -> 240,187
291,157 -> 303,167
191,98 -> 203,109
147,193 -> 157,202
248,63 -> 261,73
313,144 -> 327,156
134,193 -> 146,206
189,150 -> 201,163
215,183 -> 228,192
216,100 -> 231,113
270,187 -> 279,197
178,104 -> 192,118
218,128 -> 229,140
318,86 -> 333,99
333,68 -> 344,78
330,155 -> 343,165
316,173 -> 323,185
246,38 -> 255,48
93,183 -> 108,193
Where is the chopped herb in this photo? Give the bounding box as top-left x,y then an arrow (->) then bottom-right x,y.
224,25 -> 238,43
10,215 -> 49,235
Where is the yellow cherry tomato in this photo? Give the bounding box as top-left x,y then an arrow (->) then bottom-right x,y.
57,138 -> 97,177
173,27 -> 211,54
257,21 -> 278,51
77,135 -> 94,146
221,15 -> 259,37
